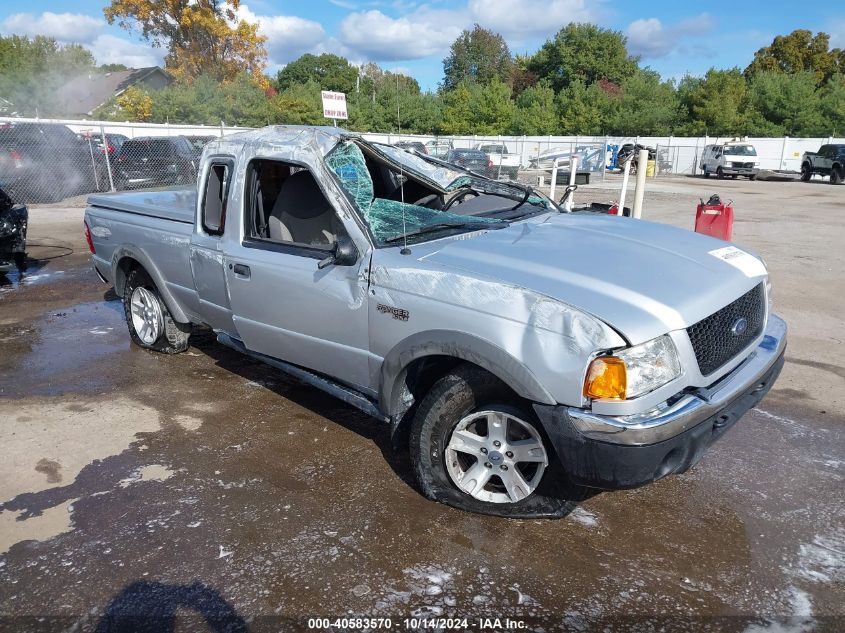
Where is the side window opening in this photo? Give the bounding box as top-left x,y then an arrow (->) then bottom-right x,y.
202,162 -> 231,236
245,159 -> 344,250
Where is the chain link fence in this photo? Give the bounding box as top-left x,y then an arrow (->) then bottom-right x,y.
2,116 -> 844,204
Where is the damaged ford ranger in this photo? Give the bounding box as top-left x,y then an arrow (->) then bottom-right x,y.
84,126 -> 786,518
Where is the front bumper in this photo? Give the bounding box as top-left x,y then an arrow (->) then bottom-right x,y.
534,314 -> 787,489
722,167 -> 759,176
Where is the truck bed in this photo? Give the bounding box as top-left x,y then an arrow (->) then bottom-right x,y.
87,187 -> 196,224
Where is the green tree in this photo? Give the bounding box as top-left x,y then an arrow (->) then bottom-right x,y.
0,35 -> 96,116
273,79 -> 325,125
512,81 -> 557,134
556,80 -> 612,135
745,30 -> 842,86
528,23 -> 639,92
605,71 -> 680,135
439,82 -> 474,134
746,71 -> 823,135
677,68 -> 752,136
442,24 -> 513,91
275,53 -> 358,94
819,75 -> 845,136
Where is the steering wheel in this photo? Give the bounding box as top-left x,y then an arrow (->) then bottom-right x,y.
443,188 -> 479,211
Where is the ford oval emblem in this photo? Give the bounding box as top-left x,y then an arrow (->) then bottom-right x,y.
731,317 -> 749,336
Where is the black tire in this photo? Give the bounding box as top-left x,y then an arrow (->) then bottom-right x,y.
749,175 -> 757,181
832,166 -> 843,185
800,164 -> 812,182
410,364 -> 586,518
703,167 -> 710,178
716,167 -> 725,180
123,267 -> 190,354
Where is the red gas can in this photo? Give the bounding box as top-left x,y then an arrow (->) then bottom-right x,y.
695,195 -> 734,241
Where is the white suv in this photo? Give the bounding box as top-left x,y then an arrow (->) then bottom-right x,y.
700,143 -> 760,180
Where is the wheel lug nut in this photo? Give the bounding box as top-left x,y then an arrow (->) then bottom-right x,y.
484,462 -> 492,468
480,447 -> 488,454
505,451 -> 513,458
500,465 -> 508,471
493,440 -> 501,448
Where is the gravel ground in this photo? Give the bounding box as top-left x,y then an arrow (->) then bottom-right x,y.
0,176 -> 843,632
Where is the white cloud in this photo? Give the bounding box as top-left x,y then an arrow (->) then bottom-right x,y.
87,34 -> 165,69
338,8 -> 463,61
0,11 -> 104,43
468,0 -> 598,38
627,13 -> 715,59
237,5 -> 326,66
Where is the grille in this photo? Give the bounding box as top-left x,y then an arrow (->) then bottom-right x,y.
731,162 -> 754,169
687,283 -> 766,376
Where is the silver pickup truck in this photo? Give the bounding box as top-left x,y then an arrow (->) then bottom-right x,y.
84,126 -> 786,518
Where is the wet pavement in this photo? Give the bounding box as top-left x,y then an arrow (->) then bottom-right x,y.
0,193 -> 844,632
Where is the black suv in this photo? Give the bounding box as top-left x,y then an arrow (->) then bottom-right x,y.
0,122 -> 109,203
115,136 -> 199,190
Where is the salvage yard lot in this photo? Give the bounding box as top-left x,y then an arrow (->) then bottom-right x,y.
0,176 -> 843,629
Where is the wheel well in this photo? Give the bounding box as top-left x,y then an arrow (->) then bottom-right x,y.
114,256 -> 142,297
387,355 -> 519,446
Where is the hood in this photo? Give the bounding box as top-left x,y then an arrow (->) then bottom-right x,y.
418,214 -> 767,344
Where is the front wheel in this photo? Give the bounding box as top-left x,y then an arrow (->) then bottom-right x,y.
410,365 -> 585,518
800,164 -> 812,182
832,166 -> 843,185
123,267 -> 190,353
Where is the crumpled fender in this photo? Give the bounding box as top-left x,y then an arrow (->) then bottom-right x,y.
380,329 -> 557,419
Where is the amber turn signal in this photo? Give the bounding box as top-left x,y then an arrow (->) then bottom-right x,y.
584,356 -> 627,400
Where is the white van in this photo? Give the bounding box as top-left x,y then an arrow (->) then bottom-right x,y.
700,143 -> 760,180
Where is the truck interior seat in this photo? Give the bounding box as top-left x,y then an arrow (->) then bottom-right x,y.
269,171 -> 338,247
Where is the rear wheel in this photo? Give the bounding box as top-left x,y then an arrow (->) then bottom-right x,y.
716,167 -> 725,179
800,164 -> 812,182
703,167 -> 710,178
410,364 -> 585,518
123,267 -> 190,353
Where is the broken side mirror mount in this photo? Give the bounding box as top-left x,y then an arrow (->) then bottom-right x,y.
318,234 -> 359,270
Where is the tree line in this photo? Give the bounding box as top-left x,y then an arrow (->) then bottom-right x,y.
1,0 -> 843,138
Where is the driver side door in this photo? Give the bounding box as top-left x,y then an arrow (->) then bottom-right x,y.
224,159 -> 374,391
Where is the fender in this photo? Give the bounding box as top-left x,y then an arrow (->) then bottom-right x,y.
379,329 -> 557,417
112,244 -> 191,324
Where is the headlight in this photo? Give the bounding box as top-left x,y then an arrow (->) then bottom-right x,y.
584,335 -> 682,400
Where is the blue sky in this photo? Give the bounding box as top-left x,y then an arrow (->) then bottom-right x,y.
1,1 -> 843,91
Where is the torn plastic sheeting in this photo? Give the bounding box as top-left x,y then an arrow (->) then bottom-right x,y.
325,142 -> 502,243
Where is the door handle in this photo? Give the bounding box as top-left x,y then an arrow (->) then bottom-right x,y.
231,263 -> 251,278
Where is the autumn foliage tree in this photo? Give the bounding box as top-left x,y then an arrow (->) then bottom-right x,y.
104,0 -> 268,87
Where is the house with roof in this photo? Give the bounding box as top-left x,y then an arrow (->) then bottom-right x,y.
56,67 -> 173,118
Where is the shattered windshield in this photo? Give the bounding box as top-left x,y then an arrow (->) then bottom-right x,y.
326,141 -> 506,245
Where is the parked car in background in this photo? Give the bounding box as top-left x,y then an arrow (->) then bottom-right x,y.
0,183 -> 27,273
425,139 -> 453,159
115,136 -> 198,190
184,135 -> 216,158
84,125 -> 786,518
700,143 -> 759,180
801,144 -> 845,184
395,141 -> 427,155
475,143 -> 520,180
98,133 -> 129,157
0,122 -> 108,202
444,148 -> 492,176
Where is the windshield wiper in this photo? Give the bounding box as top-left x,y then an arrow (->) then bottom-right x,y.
384,220 -> 509,244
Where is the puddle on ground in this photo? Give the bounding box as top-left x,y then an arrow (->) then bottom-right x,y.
0,300 -> 128,396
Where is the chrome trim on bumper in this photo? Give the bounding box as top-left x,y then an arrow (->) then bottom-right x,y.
567,314 -> 787,446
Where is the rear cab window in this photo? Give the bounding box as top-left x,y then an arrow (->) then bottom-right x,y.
201,158 -> 234,236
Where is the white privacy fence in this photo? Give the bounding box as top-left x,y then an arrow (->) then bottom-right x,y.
2,115 -> 843,204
